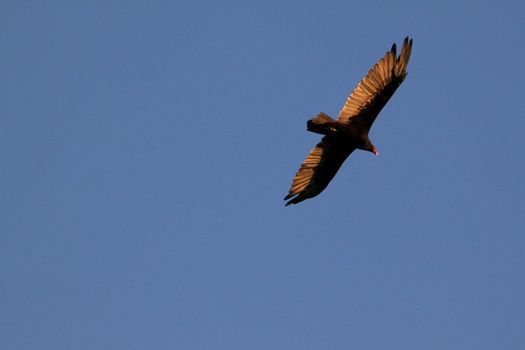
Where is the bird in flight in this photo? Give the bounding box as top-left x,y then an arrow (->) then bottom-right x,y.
284,37 -> 413,206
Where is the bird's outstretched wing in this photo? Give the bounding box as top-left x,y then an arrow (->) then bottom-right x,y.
284,137 -> 355,206
337,37 -> 413,131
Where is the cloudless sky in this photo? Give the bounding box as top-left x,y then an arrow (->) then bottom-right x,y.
2,1 -> 525,349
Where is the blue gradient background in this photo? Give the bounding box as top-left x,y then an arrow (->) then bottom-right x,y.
2,1 -> 525,349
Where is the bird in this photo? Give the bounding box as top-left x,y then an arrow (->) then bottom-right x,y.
284,37 -> 413,206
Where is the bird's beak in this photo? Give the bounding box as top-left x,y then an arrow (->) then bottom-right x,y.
371,146 -> 379,157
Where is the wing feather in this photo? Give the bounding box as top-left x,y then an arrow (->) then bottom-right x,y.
284,137 -> 355,206
337,37 -> 413,131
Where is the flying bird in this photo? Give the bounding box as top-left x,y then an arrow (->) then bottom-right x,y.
284,37 -> 413,206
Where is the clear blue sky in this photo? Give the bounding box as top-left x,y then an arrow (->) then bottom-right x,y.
2,1 -> 525,349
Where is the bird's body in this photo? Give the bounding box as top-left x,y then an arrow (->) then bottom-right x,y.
284,37 -> 413,206
308,115 -> 370,148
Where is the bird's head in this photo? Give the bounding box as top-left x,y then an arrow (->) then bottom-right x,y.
360,135 -> 379,157
368,144 -> 379,157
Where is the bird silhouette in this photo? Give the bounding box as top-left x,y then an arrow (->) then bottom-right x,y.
284,37 -> 413,206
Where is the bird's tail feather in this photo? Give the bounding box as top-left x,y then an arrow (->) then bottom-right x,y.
307,112 -> 336,135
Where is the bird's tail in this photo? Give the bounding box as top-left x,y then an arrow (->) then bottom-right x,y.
307,112 -> 336,135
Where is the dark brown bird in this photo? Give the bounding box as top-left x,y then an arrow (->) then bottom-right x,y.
284,37 -> 413,206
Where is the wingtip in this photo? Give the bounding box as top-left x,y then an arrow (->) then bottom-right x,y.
284,191 -> 305,206
284,193 -> 296,206
404,36 -> 413,48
